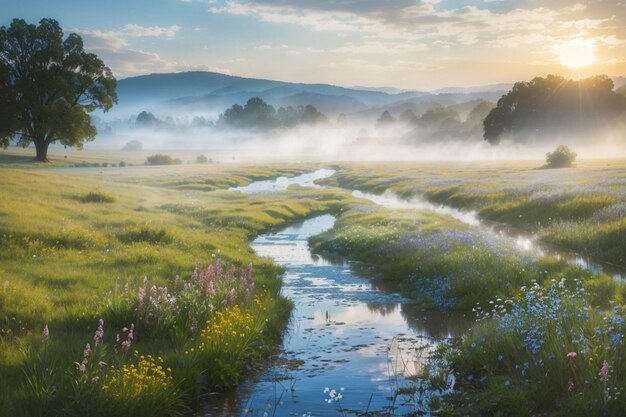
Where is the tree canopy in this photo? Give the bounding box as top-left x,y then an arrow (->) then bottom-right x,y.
218,97 -> 327,129
483,74 -> 626,145
376,110 -> 396,127
0,18 -> 117,161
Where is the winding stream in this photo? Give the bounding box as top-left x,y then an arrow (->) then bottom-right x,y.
208,168 -> 625,416
204,215 -> 471,416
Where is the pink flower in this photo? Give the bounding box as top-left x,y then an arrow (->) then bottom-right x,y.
93,319 -> 104,346
599,360 -> 610,383
567,352 -> 577,359
42,324 -> 49,341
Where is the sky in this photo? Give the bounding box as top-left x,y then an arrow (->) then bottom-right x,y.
2,0 -> 625,89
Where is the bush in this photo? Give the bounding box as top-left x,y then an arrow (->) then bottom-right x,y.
119,161 -> 126,167
122,140 -> 143,151
145,154 -> 182,166
117,225 -> 173,245
545,145 -> 577,168
196,154 -> 208,164
78,191 -> 116,203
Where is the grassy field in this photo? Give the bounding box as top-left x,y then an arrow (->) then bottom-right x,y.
309,203 -> 623,310
2,152 -> 625,417
323,159 -> 626,265
0,161 -> 354,416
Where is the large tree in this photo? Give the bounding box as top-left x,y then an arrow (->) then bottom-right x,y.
0,18 -> 117,161
483,74 -> 626,145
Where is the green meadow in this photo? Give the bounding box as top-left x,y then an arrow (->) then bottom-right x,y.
0,157 -> 354,416
1,150 -> 625,416
323,160 -> 626,265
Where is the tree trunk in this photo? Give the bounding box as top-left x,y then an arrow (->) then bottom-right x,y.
34,140 -> 49,162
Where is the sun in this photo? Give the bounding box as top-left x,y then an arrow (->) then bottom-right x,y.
553,38 -> 596,69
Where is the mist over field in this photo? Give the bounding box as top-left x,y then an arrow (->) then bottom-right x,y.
84,72 -> 626,162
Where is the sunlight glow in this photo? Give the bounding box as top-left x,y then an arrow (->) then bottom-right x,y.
553,38 -> 596,69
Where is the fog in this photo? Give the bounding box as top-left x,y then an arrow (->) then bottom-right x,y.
87,107 -> 626,163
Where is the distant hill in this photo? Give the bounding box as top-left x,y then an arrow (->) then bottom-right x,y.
115,71 -> 424,113
112,71 -> 625,121
113,71 -> 502,117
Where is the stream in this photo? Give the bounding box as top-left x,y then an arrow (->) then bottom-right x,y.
205,169 -> 625,416
204,214 -> 471,416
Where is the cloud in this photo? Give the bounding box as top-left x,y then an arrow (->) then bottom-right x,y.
120,24 -> 181,39
207,0 -> 626,57
68,24 -> 228,78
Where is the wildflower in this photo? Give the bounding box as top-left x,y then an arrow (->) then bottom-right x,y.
42,324 -> 49,341
599,360 -> 610,383
77,343 -> 92,372
94,319 -> 105,346
567,352 -> 577,359
120,324 -> 134,351
568,378 -> 575,392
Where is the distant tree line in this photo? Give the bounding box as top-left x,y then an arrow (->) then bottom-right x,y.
374,100 -> 495,142
483,74 -> 626,144
134,97 -> 328,131
135,111 -> 213,130
218,97 -> 328,129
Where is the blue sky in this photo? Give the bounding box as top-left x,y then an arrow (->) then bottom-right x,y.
2,0 -> 625,89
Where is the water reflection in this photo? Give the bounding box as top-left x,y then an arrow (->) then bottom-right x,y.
204,215 -> 467,417
230,169 -> 336,193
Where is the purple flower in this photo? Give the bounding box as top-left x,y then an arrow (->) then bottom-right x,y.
93,319 -> 104,346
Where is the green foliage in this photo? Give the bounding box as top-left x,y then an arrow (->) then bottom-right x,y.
483,74 -> 626,144
545,144 -> 577,168
78,191 -> 116,203
116,225 -> 173,244
145,154 -> 182,166
0,18 -> 117,161
195,154 -> 208,164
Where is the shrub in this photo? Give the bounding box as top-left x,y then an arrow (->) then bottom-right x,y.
119,161 -> 126,167
145,154 -> 182,166
545,144 -> 577,168
117,225 -> 173,245
122,140 -> 143,151
78,191 -> 116,203
196,154 -> 208,164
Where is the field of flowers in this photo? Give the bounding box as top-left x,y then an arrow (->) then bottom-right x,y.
309,205 -> 621,310
0,165 -> 353,416
436,279 -> 626,416
321,159 -> 626,265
